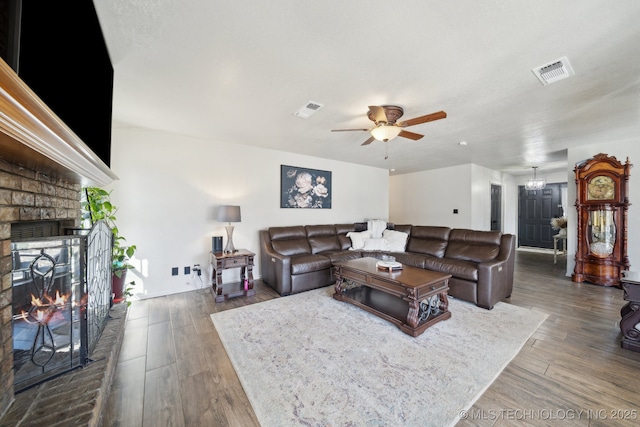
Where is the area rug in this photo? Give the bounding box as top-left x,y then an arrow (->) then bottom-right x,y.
211,286 -> 547,426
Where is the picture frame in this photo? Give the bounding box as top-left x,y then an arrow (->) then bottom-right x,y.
280,165 -> 332,209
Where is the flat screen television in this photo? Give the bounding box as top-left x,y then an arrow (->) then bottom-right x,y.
0,0 -> 114,166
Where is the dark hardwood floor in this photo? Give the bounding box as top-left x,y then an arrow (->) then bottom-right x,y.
105,251 -> 640,426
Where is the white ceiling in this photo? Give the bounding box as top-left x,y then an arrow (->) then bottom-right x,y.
93,0 -> 640,176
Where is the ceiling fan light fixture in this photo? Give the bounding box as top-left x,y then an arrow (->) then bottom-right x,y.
524,166 -> 546,190
371,124 -> 401,142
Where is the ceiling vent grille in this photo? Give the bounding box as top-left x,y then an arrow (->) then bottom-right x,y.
293,101 -> 324,118
532,57 -> 574,86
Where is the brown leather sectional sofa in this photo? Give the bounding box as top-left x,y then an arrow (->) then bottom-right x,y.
259,223 -> 516,309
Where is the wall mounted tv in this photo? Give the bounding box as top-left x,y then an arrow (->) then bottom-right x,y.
0,0 -> 114,167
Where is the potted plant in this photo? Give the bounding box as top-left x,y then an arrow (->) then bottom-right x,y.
82,187 -> 137,303
551,217 -> 568,236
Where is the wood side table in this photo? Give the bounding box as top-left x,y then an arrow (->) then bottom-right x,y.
620,271 -> 640,352
553,234 -> 567,264
209,249 -> 255,303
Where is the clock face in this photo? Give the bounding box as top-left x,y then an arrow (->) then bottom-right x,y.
587,175 -> 615,200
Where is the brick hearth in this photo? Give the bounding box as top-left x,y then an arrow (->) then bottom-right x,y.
0,303 -> 127,427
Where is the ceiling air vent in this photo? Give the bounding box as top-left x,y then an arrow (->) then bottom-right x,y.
532,56 -> 574,86
293,101 -> 324,118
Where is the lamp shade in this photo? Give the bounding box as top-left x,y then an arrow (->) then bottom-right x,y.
217,205 -> 241,223
371,124 -> 401,142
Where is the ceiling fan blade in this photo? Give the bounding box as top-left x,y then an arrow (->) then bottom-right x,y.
398,111 -> 447,127
398,130 -> 424,140
331,128 -> 369,132
361,136 -> 375,146
368,105 -> 388,123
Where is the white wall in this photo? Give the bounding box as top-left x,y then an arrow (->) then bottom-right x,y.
566,144 -> 640,278
389,164 -> 517,233
501,173 -> 518,236
389,164 -> 472,227
109,125 -> 389,299
470,164 -> 511,231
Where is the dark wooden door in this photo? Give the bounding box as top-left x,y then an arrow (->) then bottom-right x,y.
490,184 -> 502,231
518,183 -> 565,249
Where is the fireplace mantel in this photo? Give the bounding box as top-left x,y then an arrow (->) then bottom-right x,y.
0,58 -> 117,187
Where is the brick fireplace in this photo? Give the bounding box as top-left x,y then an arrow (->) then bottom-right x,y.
0,59 -> 118,420
0,164 -> 82,405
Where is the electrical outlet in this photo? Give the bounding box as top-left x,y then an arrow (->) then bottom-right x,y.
172,267 -> 178,276
184,266 -> 190,275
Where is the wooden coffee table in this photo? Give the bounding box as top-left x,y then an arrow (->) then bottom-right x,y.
333,257 -> 451,337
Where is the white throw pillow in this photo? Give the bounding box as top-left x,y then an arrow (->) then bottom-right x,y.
346,230 -> 372,250
367,219 -> 387,239
383,229 -> 409,252
362,238 -> 388,251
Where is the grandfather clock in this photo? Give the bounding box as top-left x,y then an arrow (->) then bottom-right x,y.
572,153 -> 632,286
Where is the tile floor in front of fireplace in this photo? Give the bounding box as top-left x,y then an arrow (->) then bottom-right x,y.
104,280 -> 280,427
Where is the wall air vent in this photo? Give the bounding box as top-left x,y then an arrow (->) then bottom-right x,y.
532,56 -> 575,86
293,101 -> 324,118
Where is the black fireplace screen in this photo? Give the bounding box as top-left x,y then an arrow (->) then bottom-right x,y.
84,220 -> 113,354
11,221 -> 112,392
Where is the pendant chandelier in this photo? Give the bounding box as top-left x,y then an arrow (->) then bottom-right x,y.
525,166 -> 546,190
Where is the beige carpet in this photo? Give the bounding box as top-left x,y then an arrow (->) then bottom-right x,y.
211,286 -> 547,427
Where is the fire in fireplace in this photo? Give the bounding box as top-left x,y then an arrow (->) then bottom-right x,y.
11,221 -> 112,392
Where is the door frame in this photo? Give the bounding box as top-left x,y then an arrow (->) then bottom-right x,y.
490,184 -> 502,232
517,182 -> 567,249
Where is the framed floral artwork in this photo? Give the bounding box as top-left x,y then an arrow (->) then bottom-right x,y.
281,165 -> 332,209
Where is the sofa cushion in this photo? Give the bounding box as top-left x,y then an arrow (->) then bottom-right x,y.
335,224 -> 357,250
269,226 -> 311,256
354,222 -> 368,232
445,229 -> 501,263
424,257 -> 478,281
323,250 -> 363,262
269,225 -> 306,240
305,224 -> 336,237
308,236 -> 341,254
306,225 -> 341,254
290,254 -> 332,275
392,252 -> 427,269
406,226 -> 451,258
272,239 -> 311,256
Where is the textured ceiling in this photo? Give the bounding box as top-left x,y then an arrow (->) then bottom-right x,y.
93,0 -> 640,176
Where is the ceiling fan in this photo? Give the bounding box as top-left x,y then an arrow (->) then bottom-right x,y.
331,105 -> 446,146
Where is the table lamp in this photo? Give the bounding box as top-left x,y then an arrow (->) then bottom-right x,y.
217,205 -> 241,253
